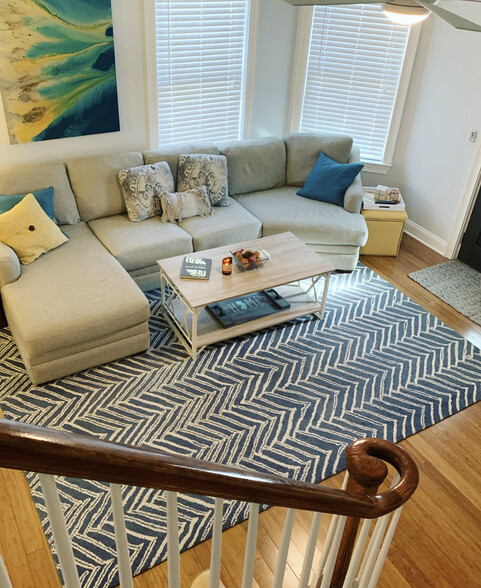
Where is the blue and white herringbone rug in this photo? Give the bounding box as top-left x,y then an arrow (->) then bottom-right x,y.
1,264 -> 480,587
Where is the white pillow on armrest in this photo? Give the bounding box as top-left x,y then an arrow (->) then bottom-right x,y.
0,241 -> 21,288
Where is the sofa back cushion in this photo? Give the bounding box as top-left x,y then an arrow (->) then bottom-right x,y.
143,142 -> 220,187
0,162 -> 80,225
67,152 -> 143,222
284,132 -> 353,187
220,137 -> 286,196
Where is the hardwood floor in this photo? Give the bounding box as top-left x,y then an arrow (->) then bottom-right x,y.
1,233 -> 480,587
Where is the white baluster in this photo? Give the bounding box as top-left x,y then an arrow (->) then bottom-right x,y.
241,503 -> 259,588
310,513 -> 341,587
319,516 -> 347,588
110,484 -> 133,588
38,474 -> 81,588
341,518 -> 372,588
356,514 -> 390,588
366,505 -> 404,588
0,551 -> 13,588
310,471 -> 350,587
298,511 -> 322,588
209,498 -> 224,588
356,472 -> 401,588
166,491 -> 181,588
273,508 -> 296,588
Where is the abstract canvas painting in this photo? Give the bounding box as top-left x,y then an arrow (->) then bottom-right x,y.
0,0 -> 120,143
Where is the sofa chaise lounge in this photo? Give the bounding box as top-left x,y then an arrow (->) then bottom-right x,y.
0,132 -> 368,384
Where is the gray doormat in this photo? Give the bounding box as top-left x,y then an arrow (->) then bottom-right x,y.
409,260 -> 481,325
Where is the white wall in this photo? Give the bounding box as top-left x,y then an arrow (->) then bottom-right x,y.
2,0 -> 481,256
0,0 -> 149,168
0,0 -> 296,164
248,0 -> 297,139
362,3 -> 481,254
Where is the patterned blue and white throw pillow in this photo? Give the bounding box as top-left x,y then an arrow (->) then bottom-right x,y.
177,154 -> 229,206
119,161 -> 174,222
160,186 -> 213,224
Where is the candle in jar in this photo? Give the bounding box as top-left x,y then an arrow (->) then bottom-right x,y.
222,256 -> 232,275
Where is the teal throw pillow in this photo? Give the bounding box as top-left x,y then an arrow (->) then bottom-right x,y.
297,152 -> 363,207
0,187 -> 55,220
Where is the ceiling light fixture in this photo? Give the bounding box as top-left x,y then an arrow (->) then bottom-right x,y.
283,0 -> 481,33
381,3 -> 430,25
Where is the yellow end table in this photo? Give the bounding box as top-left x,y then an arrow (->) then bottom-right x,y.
360,208 -> 408,256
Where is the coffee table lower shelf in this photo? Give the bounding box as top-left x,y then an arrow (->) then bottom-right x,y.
161,282 -> 327,359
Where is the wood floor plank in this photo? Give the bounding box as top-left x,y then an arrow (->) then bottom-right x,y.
1,468 -> 46,555
0,513 -> 37,588
259,507 -> 306,578
2,234 -> 481,587
26,547 -> 61,588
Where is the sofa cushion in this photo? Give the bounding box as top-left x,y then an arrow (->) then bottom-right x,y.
284,132 -> 353,187
88,213 -> 193,272
297,152 -> 363,207
67,152 -> 144,222
177,154 -> 229,206
234,186 -> 368,247
179,197 -> 262,251
220,137 -> 286,195
0,162 -> 80,225
1,222 -> 149,362
119,162 -> 175,222
0,193 -> 68,265
143,142 -> 220,186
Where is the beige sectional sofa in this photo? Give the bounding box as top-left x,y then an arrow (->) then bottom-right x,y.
0,132 -> 368,384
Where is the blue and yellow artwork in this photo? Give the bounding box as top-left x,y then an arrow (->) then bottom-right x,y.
0,0 -> 120,143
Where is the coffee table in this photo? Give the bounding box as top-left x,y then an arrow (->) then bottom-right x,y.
157,232 -> 334,359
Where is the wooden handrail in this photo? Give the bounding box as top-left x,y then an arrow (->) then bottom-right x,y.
329,438 -> 419,587
0,418 -> 418,519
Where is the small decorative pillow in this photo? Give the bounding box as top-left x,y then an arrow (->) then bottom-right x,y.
297,152 -> 364,207
0,186 -> 55,220
160,186 -> 214,223
177,154 -> 229,206
118,162 -> 174,221
0,193 -> 68,265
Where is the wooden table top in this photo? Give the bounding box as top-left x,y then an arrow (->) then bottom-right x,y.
157,232 -> 334,309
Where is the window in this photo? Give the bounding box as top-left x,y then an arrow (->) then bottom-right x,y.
292,5 -> 420,168
155,0 -> 251,145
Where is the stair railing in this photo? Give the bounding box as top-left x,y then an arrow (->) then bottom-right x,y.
0,418 -> 418,588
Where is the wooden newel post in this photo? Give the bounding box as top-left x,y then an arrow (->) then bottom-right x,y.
327,440 -> 389,588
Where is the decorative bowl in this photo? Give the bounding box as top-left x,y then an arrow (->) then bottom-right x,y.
230,247 -> 269,271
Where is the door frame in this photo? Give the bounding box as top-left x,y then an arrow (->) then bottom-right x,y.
446,142 -> 481,259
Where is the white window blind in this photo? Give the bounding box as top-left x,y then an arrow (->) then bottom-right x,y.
155,0 -> 249,144
300,5 -> 411,163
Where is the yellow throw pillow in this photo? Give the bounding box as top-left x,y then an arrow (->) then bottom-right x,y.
0,193 -> 68,265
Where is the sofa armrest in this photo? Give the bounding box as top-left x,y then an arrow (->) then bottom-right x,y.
0,241 -> 21,288
344,145 -> 364,214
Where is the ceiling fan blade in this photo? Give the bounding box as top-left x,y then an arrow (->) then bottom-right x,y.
415,0 -> 481,30
282,0 -> 379,5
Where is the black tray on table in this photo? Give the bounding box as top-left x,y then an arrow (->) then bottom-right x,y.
206,289 -> 290,328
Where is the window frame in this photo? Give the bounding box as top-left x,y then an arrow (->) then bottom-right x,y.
144,0 -> 259,149
288,6 -> 422,174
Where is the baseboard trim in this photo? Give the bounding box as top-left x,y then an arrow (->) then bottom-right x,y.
404,220 -> 448,257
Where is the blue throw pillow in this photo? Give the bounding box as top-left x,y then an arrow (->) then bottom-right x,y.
0,186 -> 55,220
297,152 -> 363,207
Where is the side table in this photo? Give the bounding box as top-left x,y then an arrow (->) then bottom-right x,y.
360,208 -> 408,256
